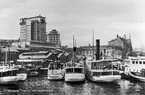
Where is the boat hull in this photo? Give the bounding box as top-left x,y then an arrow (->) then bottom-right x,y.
0,76 -> 18,85
48,75 -> 64,80
48,69 -> 64,80
65,73 -> 85,82
17,73 -> 27,81
87,75 -> 121,82
128,71 -> 145,82
86,70 -> 121,82
28,71 -> 39,77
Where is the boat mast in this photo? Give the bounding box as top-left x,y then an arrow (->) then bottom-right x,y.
92,30 -> 94,59
73,35 -> 75,66
5,47 -> 7,64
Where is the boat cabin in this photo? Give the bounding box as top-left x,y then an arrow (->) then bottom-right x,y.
124,56 -> 145,72
0,69 -> 17,77
90,59 -> 120,70
48,61 -> 64,70
65,67 -> 84,74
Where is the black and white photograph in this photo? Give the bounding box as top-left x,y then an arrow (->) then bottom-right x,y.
0,0 -> 145,95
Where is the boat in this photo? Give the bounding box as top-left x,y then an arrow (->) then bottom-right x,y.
85,38 -> 121,82
16,67 -> 27,81
0,62 -> 28,82
124,56 -> 145,82
17,59 -> 43,77
64,62 -> 85,82
0,64 -> 18,85
64,35 -> 85,82
85,59 -> 121,82
0,68 -> 18,85
0,46 -> 20,85
47,61 -> 64,80
26,65 -> 39,77
127,70 -> 145,82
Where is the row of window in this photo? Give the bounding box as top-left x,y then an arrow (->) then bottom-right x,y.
49,39 -> 59,41
82,50 -> 112,55
49,40 -> 59,42
132,61 -> 145,64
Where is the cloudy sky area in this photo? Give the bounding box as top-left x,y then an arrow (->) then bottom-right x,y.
0,0 -> 145,48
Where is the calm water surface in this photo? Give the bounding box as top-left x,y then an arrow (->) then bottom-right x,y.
0,77 -> 145,95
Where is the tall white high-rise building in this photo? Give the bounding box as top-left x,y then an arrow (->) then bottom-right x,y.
19,15 -> 47,42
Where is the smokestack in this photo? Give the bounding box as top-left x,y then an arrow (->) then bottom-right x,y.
96,39 -> 100,60
124,34 -> 126,39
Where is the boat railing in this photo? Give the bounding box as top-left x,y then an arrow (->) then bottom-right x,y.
92,70 -> 120,76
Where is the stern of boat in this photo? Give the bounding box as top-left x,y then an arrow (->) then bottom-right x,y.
65,73 -> 85,82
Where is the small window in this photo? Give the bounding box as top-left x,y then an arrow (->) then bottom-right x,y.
136,61 -> 138,64
132,61 -> 135,64
140,61 -> 142,64
143,62 -> 145,64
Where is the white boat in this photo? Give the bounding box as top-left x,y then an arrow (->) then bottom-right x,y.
64,35 -> 85,82
64,65 -> 85,82
17,59 -> 43,77
47,61 -> 64,80
124,56 -> 145,82
0,47 -> 19,85
0,65 -> 19,85
128,70 -> 145,82
85,59 -> 121,82
16,67 -> 27,81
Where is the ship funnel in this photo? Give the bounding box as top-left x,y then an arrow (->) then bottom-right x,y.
96,39 -> 100,60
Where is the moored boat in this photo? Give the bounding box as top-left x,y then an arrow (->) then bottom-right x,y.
47,61 -> 64,80
17,59 -> 43,77
64,63 -> 85,82
0,46 -> 19,85
85,59 -> 121,82
16,67 -> 27,81
127,69 -> 145,82
124,56 -> 145,82
0,65 -> 19,85
64,35 -> 85,82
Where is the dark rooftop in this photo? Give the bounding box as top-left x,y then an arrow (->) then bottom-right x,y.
20,15 -> 45,20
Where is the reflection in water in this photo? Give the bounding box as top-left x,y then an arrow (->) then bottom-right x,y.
83,80 -> 121,95
0,77 -> 145,95
63,82 -> 85,95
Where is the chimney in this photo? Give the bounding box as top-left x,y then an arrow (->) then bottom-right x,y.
129,33 -> 131,40
124,34 -> 126,39
96,39 -> 100,60
117,35 -> 119,38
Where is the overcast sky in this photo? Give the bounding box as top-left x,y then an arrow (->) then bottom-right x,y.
0,0 -> 145,48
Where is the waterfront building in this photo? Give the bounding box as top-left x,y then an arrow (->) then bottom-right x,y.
0,39 -> 19,61
0,47 -> 19,61
133,48 -> 145,56
108,34 -> 132,58
19,15 -> 47,42
77,45 -> 122,59
0,39 -> 18,47
12,41 -> 60,51
47,29 -> 60,45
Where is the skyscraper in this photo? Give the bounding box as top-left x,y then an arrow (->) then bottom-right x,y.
47,29 -> 60,45
19,15 -> 47,42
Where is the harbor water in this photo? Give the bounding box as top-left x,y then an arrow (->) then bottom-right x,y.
0,76 -> 145,95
